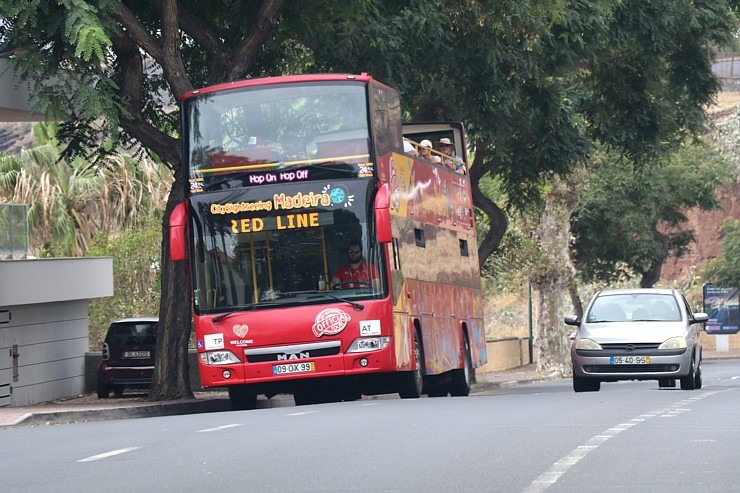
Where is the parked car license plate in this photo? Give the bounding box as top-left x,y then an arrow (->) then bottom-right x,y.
123,350 -> 151,358
273,361 -> 315,375
611,355 -> 650,364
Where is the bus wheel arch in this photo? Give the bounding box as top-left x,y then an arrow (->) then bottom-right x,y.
398,320 -> 424,399
449,325 -> 473,397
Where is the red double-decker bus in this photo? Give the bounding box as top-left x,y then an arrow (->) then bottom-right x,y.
170,73 -> 486,408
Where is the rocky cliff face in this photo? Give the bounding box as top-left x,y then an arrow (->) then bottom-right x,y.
0,122 -> 34,155
660,183 -> 740,283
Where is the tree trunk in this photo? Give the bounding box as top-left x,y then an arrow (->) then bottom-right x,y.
530,170 -> 585,375
149,166 -> 193,400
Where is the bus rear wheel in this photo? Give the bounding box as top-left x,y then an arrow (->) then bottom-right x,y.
449,333 -> 472,397
399,331 -> 424,399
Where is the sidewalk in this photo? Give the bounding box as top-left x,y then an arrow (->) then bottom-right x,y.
1,349 -> 736,429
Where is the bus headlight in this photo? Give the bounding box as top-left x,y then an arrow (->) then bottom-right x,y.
347,336 -> 391,353
199,350 -> 241,365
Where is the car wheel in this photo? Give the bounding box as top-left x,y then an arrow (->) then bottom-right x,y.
694,358 -> 703,389
96,383 -> 111,399
449,333 -> 473,397
573,376 -> 600,392
680,358 -> 697,390
399,330 -> 424,399
113,387 -> 125,397
228,386 -> 258,410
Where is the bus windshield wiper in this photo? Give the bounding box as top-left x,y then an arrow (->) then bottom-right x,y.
212,303 -> 260,323
304,290 -> 365,311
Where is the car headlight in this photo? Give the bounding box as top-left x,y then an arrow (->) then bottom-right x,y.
658,337 -> 688,350
199,350 -> 241,365
575,338 -> 602,350
347,336 -> 391,353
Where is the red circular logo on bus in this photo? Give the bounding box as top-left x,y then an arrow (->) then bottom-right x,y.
312,308 -> 351,338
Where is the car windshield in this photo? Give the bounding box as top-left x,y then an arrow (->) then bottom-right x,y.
586,294 -> 681,323
106,322 -> 158,346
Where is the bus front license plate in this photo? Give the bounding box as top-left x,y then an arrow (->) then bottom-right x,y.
273,362 -> 316,375
610,355 -> 650,365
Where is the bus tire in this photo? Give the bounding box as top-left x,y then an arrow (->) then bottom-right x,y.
399,330 -> 424,399
449,332 -> 472,397
228,386 -> 258,410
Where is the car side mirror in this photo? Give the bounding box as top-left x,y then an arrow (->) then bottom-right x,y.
692,312 -> 708,324
564,315 -> 580,326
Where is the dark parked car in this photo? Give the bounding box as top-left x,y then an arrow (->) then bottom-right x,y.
566,288 -> 708,393
96,317 -> 159,398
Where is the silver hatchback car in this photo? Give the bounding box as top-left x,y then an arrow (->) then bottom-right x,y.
566,288 -> 708,393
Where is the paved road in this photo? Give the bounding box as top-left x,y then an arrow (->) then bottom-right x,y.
1,359 -> 739,492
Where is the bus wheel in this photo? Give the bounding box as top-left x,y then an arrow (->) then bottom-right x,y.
449,333 -> 472,397
228,386 -> 258,410
399,331 -> 424,399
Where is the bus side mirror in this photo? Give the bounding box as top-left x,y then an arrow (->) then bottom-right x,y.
169,202 -> 187,261
375,184 -> 392,244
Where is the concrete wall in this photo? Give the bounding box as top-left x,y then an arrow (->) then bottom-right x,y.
0,59 -> 45,122
0,258 -> 113,406
85,350 -> 204,393
478,337 -> 531,373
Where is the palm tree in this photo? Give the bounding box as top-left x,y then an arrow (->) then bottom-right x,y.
0,123 -> 172,257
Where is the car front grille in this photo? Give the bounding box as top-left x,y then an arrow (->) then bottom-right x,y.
600,343 -> 660,351
584,364 -> 677,374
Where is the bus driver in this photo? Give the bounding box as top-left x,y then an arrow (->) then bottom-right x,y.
329,241 -> 380,289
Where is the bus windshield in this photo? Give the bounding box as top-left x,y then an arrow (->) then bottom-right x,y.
185,81 -> 371,188
189,179 -> 386,314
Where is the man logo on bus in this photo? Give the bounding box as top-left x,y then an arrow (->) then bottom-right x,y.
312,308 -> 351,337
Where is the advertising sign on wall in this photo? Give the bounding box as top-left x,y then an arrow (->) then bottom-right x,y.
703,284 -> 739,334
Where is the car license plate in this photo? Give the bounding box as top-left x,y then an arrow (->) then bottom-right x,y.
123,351 -> 151,358
273,361 -> 315,375
611,355 -> 650,364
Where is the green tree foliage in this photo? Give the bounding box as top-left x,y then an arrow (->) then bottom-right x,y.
87,217 -> 163,350
572,142 -> 731,287
703,218 -> 740,288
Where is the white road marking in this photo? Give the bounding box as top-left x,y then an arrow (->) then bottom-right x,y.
78,447 -> 141,463
197,424 -> 243,433
288,411 -> 316,416
522,390 -> 721,493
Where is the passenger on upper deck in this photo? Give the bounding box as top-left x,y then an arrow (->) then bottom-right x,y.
403,140 -> 418,156
438,137 -> 466,175
419,139 -> 441,163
